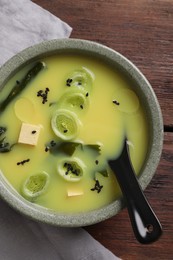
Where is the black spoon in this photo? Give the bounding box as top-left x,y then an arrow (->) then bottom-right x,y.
108,139 -> 162,244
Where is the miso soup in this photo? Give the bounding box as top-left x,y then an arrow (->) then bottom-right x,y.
0,54 -> 148,213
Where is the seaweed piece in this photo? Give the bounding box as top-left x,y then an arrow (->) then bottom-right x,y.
0,61 -> 45,113
82,144 -> 101,156
0,126 -> 6,136
45,141 -> 101,157
0,127 -> 15,153
0,146 -> 11,153
45,141 -> 82,156
98,169 -> 109,177
0,137 -> 11,153
58,142 -> 82,156
93,169 -> 109,181
84,144 -> 101,154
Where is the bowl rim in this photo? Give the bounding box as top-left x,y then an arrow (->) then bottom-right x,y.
0,38 -> 163,227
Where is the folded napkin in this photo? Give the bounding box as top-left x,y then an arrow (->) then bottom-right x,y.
0,199 -> 120,260
0,1 -> 120,259
0,0 -> 72,66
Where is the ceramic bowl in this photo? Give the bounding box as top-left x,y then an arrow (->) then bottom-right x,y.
0,39 -> 163,226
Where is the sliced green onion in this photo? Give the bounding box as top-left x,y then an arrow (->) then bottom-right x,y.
51,109 -> 81,141
57,157 -> 85,182
21,171 -> 49,201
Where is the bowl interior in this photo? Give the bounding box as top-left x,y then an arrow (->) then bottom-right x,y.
0,39 -> 163,227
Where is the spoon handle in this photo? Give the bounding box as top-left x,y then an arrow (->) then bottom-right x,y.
109,141 -> 162,244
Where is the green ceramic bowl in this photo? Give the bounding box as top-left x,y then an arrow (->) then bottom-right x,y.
0,39 -> 163,227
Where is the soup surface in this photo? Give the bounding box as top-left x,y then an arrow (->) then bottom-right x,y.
0,53 -> 148,213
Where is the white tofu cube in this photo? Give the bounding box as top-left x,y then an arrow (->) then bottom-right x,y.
18,123 -> 41,146
67,189 -> 84,197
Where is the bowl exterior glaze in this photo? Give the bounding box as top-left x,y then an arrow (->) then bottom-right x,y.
0,39 -> 163,227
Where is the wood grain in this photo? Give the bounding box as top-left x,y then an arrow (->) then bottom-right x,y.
33,0 -> 173,127
32,1 -> 173,258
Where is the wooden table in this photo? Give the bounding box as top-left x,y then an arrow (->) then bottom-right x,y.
33,1 -> 173,259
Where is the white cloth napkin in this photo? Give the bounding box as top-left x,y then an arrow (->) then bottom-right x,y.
0,0 -> 72,66
0,199 -> 120,260
0,1 -> 120,259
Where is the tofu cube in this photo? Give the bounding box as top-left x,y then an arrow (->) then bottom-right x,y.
18,123 -> 41,146
67,189 -> 84,197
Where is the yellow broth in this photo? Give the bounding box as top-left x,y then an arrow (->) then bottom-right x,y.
0,54 -> 148,213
